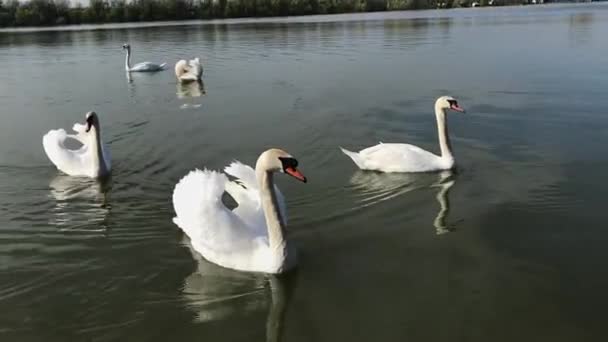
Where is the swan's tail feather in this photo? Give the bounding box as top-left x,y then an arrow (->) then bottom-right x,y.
159,63 -> 167,70
172,169 -> 227,234
339,147 -> 365,169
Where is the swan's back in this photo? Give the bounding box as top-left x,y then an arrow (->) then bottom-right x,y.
346,143 -> 452,172
131,62 -> 166,72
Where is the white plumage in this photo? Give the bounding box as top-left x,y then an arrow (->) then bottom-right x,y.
341,96 -> 466,173
122,44 -> 166,72
175,57 -> 203,82
42,112 -> 111,178
172,149 -> 305,274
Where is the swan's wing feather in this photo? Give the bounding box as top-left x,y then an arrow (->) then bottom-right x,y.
43,129 -> 89,176
131,62 -> 165,71
224,161 -> 257,189
359,143 -> 441,172
172,169 -> 257,254
71,123 -> 89,143
189,58 -> 203,77
224,161 -> 287,224
176,58 -> 202,81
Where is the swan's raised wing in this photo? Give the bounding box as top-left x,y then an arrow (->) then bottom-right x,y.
176,58 -> 202,81
189,58 -> 202,77
359,143 -> 442,173
43,129 -> 90,177
224,161 -> 288,225
72,123 -> 87,141
172,169 -> 258,256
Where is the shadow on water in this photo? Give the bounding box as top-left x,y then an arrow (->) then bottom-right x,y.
182,238 -> 295,342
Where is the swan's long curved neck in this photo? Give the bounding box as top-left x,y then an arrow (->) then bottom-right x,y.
88,126 -> 108,176
434,105 -> 453,161
124,49 -> 131,71
256,169 -> 287,253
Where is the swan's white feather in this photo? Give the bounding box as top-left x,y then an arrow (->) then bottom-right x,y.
43,124 -> 111,178
172,167 -> 285,273
224,161 -> 287,225
129,61 -> 166,72
176,58 -> 203,82
341,143 -> 452,173
43,129 -> 90,176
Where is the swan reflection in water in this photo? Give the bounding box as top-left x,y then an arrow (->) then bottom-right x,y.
182,238 -> 293,342
48,175 -> 112,232
349,170 -> 456,235
176,80 -> 205,99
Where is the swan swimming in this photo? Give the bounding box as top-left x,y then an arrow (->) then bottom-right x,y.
341,96 -> 466,173
122,44 -> 166,72
175,58 -> 203,82
172,148 -> 307,274
42,111 -> 111,178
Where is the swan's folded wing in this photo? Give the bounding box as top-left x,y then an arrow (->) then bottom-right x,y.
132,62 -> 165,71
224,161 -> 288,224
42,129 -> 89,176
360,143 -> 440,172
172,169 -> 255,253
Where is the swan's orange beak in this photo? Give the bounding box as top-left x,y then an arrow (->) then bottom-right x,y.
450,103 -> 466,113
285,167 -> 307,183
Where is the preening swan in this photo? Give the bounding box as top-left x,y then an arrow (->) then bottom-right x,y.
172,148 -> 307,274
341,96 -> 466,173
175,58 -> 203,82
122,44 -> 166,72
43,111 -> 111,178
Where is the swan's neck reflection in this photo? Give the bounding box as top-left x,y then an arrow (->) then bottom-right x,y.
349,170 -> 456,234
49,175 -> 112,231
432,171 -> 455,235
182,238 -> 293,342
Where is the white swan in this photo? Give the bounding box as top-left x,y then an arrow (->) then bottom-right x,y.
172,148 -> 307,274
43,111 -> 111,178
341,96 -> 466,173
175,57 -> 203,82
122,44 -> 166,72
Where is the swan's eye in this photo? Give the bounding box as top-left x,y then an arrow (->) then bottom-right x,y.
279,157 -> 298,170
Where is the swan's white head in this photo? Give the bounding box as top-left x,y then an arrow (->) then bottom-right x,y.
122,44 -> 130,51
256,148 -> 307,183
436,96 -> 466,113
85,111 -> 100,133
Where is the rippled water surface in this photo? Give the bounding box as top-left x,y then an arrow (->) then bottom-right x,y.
2,4 -> 608,341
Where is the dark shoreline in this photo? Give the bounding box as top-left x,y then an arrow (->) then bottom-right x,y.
0,0 -> 556,31
2,2 -> 599,34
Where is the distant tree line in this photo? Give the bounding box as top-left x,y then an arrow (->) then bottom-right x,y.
0,0 -> 522,27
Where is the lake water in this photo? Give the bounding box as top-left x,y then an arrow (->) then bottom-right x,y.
2,3 -> 608,341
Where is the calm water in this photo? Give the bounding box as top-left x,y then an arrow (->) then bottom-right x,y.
2,3 -> 608,341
